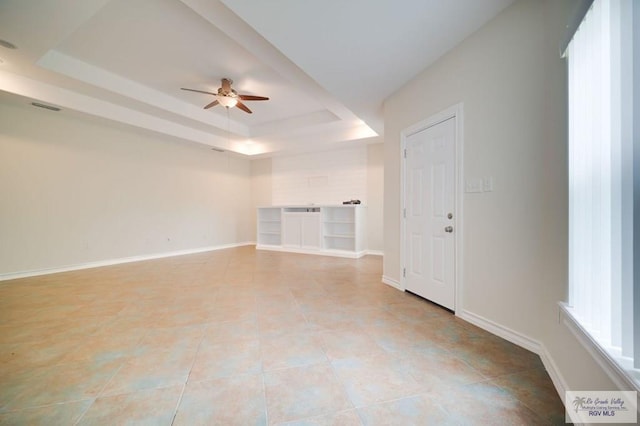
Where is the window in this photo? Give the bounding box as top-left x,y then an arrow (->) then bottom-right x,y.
562,0 -> 638,391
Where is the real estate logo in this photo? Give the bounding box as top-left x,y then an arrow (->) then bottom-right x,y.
566,391 -> 637,423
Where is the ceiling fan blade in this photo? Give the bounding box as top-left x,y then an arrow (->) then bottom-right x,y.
235,100 -> 253,114
181,88 -> 218,96
204,100 -> 219,109
238,95 -> 269,101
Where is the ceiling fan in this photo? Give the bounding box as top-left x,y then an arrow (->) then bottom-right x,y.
181,78 -> 269,114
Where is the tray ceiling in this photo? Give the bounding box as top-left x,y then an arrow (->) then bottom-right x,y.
0,0 -> 513,157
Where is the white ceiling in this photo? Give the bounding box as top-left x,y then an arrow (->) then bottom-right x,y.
0,0 -> 513,157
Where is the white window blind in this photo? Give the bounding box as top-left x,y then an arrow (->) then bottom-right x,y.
565,0 -> 638,389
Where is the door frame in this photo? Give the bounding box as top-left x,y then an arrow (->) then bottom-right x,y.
400,103 -> 464,312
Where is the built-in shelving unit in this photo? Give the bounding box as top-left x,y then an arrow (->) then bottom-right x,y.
256,205 -> 366,258
257,207 -> 282,247
322,206 -> 364,253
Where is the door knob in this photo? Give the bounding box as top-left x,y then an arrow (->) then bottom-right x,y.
445,226 -> 453,233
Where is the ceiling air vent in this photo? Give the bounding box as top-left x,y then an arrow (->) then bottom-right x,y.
31,102 -> 61,112
0,39 -> 17,49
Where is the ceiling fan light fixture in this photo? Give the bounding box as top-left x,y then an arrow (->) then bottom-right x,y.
217,94 -> 238,108
182,79 -> 267,113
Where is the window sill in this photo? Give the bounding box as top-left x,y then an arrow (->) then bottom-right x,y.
559,302 -> 639,393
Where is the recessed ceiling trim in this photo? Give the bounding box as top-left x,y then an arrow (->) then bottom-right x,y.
37,49 -> 250,137
250,110 -> 340,138
0,70 -> 231,151
179,0 -> 365,125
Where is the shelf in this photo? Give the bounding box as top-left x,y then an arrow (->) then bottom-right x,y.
257,205 -> 365,258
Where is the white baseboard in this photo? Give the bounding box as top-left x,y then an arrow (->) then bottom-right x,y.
0,242 -> 254,281
382,285 -> 569,407
457,309 -> 542,354
457,309 -> 570,411
537,343 -> 569,405
256,245 -> 366,259
365,250 -> 384,256
382,275 -> 402,290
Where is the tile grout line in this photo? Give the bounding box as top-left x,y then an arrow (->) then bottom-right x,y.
72,359 -> 126,426
255,288 -> 270,426
72,398 -> 97,426
260,371 -> 269,425
170,310 -> 210,425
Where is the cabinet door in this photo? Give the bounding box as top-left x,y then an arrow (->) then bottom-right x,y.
282,214 -> 302,248
301,213 -> 321,249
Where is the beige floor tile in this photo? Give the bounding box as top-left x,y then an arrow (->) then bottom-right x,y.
101,346 -> 196,396
136,324 -> 205,353
264,363 -> 353,424
331,353 -> 425,407
190,338 -> 262,381
397,347 -> 487,393
60,329 -> 146,364
0,338 -> 82,373
447,334 -> 541,378
206,302 -> 258,324
77,385 -> 182,425
261,332 -> 327,371
274,409 -> 363,426
357,394 -> 452,426
490,364 -> 566,425
258,311 -> 315,338
303,309 -> 362,332
439,381 -> 548,425
0,399 -> 92,425
0,249 -> 565,424
72,301 -> 129,318
0,304 -> 82,325
318,329 -> 388,361
4,359 -> 121,410
174,374 -> 266,425
203,319 -> 259,343
0,317 -> 106,345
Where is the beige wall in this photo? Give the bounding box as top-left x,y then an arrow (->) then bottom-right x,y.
0,101 -> 252,276
366,142 -> 384,252
249,157 -> 273,238
383,0 -> 617,396
0,96 -> 383,278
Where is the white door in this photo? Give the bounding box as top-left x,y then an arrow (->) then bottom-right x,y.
404,117 -> 456,310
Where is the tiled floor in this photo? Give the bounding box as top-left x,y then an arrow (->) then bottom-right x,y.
0,247 -> 567,425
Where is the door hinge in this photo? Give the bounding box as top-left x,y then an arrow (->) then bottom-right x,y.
403,148 -> 407,159
403,268 -> 406,278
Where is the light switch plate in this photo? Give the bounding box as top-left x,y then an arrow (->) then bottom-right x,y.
465,178 -> 483,193
483,177 -> 494,192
